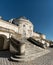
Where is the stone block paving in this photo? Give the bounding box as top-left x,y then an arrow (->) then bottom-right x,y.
23,39 -> 50,61
33,48 -> 53,65
0,45 -> 51,65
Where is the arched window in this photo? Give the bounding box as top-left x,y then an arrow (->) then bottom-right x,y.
23,25 -> 25,27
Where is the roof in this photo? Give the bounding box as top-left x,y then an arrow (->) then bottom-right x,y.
35,31 -> 45,36
12,16 -> 33,26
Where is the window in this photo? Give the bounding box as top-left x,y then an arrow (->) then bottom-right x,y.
23,25 -> 25,27
12,21 -> 19,26
30,26 -> 32,29
23,30 -> 26,37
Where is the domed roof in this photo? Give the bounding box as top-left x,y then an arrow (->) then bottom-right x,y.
10,16 -> 33,26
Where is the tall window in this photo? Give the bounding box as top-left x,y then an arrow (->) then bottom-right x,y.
23,24 -> 26,37
23,25 -> 25,27
30,26 -> 32,29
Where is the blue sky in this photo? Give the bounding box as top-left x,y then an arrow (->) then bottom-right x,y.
0,0 -> 53,40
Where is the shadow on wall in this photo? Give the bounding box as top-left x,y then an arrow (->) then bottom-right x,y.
0,34 -> 10,58
0,34 -> 9,50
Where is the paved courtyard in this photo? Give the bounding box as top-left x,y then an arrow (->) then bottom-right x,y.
0,45 -> 53,65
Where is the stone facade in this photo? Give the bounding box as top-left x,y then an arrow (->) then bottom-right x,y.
9,17 -> 33,38
33,32 -> 46,44
0,16 -> 49,50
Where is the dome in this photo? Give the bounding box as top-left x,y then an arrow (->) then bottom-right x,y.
17,16 -> 33,25
10,16 -> 33,26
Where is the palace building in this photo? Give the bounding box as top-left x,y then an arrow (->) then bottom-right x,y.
0,16 -> 52,61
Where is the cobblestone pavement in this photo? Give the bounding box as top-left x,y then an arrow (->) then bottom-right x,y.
33,47 -> 53,65
0,46 -> 52,65
24,43 -> 50,61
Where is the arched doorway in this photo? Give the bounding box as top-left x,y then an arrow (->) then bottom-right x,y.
0,36 -> 4,49
0,34 -> 9,50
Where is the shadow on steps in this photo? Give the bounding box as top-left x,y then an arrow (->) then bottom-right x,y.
0,50 -> 11,58
27,37 -> 44,48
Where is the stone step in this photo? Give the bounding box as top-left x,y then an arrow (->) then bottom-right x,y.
10,56 -> 30,61
9,49 -> 50,62
10,54 -> 36,62
13,55 -> 25,58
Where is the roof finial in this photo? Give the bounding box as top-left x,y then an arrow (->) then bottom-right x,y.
0,16 -> 2,19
